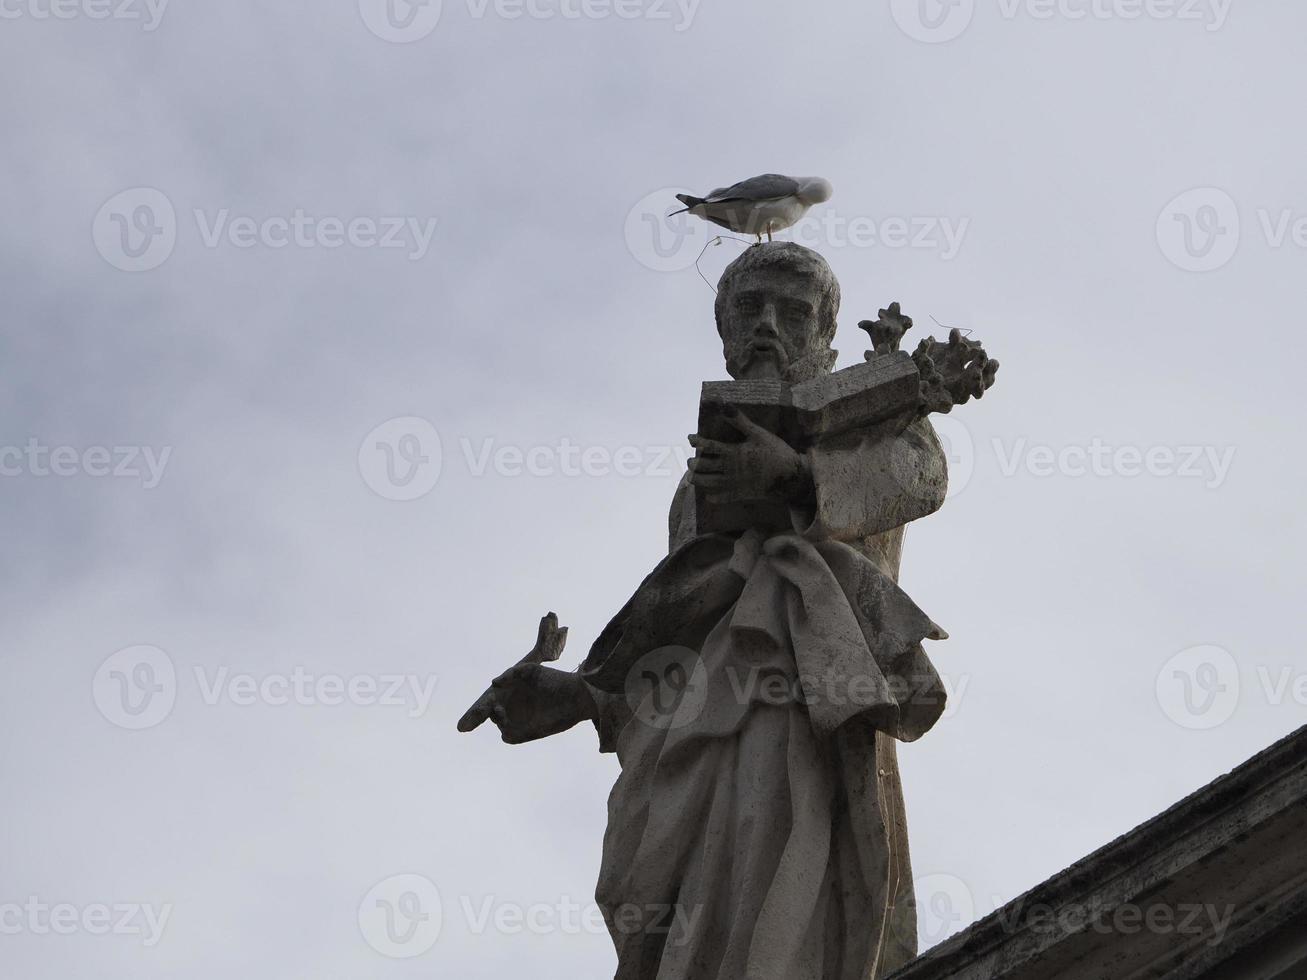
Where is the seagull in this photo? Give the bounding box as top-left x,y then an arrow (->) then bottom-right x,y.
673,174 -> 833,242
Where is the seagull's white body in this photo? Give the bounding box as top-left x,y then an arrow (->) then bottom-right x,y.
674,174 -> 833,240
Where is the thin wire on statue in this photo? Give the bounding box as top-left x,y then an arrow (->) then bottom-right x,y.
694,234 -> 757,294
930,315 -> 974,338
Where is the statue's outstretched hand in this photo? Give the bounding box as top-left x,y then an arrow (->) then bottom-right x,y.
484,665 -> 596,745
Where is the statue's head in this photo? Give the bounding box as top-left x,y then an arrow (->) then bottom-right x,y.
714,242 -> 840,382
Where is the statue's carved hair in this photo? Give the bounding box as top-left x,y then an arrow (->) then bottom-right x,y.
714,242 -> 841,348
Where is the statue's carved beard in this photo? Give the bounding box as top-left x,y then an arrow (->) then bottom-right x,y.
726,345 -> 838,384
726,344 -> 788,380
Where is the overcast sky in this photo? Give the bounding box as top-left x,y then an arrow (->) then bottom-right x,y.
2,1 -> 1305,976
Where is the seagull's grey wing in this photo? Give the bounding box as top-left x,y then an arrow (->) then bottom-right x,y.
706,173 -> 801,204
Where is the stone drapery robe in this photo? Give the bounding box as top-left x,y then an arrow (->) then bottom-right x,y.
579,415 -> 950,980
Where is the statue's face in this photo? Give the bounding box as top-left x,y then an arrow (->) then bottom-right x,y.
719,270 -> 826,380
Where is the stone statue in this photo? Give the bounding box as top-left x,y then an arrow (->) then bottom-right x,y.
459,243 -> 998,979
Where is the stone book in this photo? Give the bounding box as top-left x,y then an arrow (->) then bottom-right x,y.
695,351 -> 921,533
